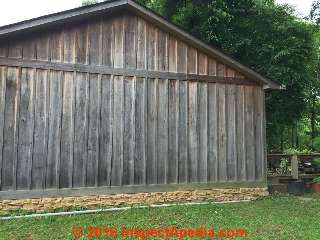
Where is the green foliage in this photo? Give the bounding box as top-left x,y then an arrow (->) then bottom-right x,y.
311,0 -> 320,24
312,158 -> 320,166
283,148 -> 312,155
313,176 -> 320,183
137,0 -> 185,19
139,0 -> 320,153
314,137 -> 320,151
82,0 -> 99,6
1,196 -> 320,239
276,158 -> 289,175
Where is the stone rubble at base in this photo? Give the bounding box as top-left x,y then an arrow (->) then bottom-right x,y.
0,188 -> 268,212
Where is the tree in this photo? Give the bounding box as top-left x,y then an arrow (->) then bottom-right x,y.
311,0 -> 320,24
139,0 -> 317,152
82,0 -> 99,6
305,28 -> 320,150
137,0 -> 184,19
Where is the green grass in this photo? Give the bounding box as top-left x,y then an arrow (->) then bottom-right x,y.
0,195 -> 319,239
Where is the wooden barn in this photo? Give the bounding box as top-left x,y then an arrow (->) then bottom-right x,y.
0,0 -> 280,199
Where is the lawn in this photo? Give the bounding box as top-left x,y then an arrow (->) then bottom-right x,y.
0,195 -> 319,240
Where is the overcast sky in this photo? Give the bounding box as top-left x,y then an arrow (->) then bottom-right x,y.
0,0 -> 314,27
276,0 -> 313,16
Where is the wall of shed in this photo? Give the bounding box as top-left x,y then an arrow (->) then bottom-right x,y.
0,12 -> 265,197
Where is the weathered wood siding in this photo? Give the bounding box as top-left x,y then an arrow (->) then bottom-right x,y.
0,12 -> 265,194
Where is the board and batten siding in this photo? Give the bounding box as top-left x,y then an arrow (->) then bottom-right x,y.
0,13 -> 265,196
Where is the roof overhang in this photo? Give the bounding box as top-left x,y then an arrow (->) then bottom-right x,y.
0,0 -> 282,90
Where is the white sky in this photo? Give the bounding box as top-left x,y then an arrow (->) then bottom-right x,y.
0,0 -> 82,27
0,0 -> 314,27
276,0 -> 314,16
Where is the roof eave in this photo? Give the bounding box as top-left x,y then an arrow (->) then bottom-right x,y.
126,0 -> 281,90
0,0 -> 281,90
0,0 -> 127,39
